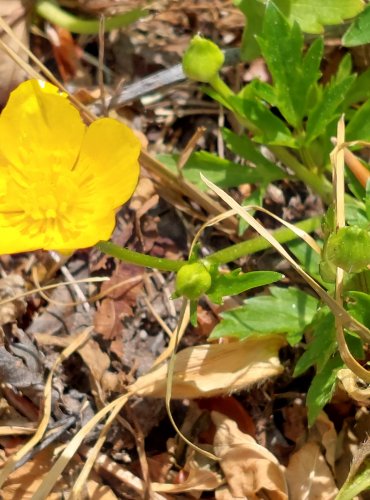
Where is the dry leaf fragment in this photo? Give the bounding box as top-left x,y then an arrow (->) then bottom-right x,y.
130,335 -> 285,399
152,466 -> 222,494
308,412 -> 337,471
1,446 -> 69,499
286,442 -> 338,500
0,274 -> 26,325
0,0 -> 29,105
212,412 -> 288,500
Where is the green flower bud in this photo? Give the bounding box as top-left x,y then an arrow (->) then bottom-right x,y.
325,226 -> 370,273
175,262 -> 212,300
182,35 -> 224,84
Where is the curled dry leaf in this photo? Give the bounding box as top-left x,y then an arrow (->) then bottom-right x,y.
286,442 -> 338,500
337,368 -> 370,404
130,335 -> 285,399
212,412 -> 288,500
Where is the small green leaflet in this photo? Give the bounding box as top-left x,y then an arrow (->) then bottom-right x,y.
306,353 -> 343,426
222,128 -> 284,181
209,286 -> 318,345
275,0 -> 364,34
343,3 -> 370,47
157,151 -> 271,190
305,75 -> 355,143
257,3 -> 323,128
234,0 -> 363,61
207,270 -> 282,305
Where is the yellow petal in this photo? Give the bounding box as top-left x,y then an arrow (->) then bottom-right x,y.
73,118 -> 140,216
0,224 -> 46,254
0,79 -> 85,175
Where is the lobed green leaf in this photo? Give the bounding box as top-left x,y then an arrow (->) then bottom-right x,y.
209,286 -> 318,345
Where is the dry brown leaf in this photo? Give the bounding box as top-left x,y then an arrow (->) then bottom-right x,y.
1,446 -> 69,499
152,466 -> 222,493
0,274 -> 26,325
308,412 -> 337,471
0,0 -> 29,105
212,412 -> 288,500
78,338 -> 110,384
130,335 -> 285,399
286,442 -> 338,500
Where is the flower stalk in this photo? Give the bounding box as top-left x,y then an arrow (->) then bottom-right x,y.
97,215 -> 322,271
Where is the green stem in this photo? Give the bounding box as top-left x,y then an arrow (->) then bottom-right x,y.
97,216 -> 322,271
96,241 -> 184,272
204,215 -> 322,266
35,0 -> 148,34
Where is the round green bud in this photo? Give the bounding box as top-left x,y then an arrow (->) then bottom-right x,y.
325,226 -> 370,273
175,262 -> 212,300
182,35 -> 224,84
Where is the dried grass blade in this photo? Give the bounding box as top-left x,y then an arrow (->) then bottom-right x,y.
200,174 -> 370,346
331,118 -> 370,382
32,392 -> 132,500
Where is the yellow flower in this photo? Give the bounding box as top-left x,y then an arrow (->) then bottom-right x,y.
0,79 -> 140,254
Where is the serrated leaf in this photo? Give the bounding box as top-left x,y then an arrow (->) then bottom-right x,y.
158,151 -> 268,191
305,75 -> 355,143
230,96 -> 297,147
275,0 -> 364,34
222,128 -> 284,182
257,3 -> 323,127
306,353 -> 343,426
209,286 -> 318,345
343,3 -> 370,47
207,270 -> 282,304
294,310 -> 336,377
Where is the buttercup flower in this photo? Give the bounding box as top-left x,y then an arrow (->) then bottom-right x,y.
0,79 -> 140,253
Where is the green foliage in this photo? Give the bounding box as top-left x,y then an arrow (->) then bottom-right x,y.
306,353 -> 343,426
343,3 -> 370,47
305,333 -> 364,425
324,226 -> 370,273
337,461 -> 370,500
275,0 -> 364,34
158,151 -> 283,191
346,99 -> 370,142
222,128 -> 283,181
179,1 -> 370,460
235,0 -> 364,61
209,287 -> 318,345
234,0 -> 265,61
257,3 -> 323,127
294,309 -> 337,377
206,270 -> 282,304
305,75 -> 355,143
